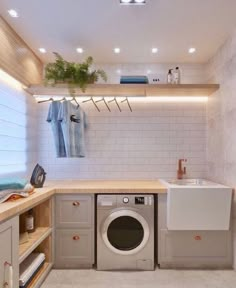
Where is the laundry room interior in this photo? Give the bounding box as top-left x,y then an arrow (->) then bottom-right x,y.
0,0 -> 236,287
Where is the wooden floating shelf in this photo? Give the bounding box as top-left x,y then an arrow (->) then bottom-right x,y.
19,227 -> 52,264
26,84 -> 219,97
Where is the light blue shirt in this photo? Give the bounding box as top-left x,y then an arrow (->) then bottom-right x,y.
58,101 -> 87,158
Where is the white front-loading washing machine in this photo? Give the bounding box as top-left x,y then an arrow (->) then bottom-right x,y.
97,194 -> 154,270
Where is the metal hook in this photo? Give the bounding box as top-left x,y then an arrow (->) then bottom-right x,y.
60,97 -> 67,102
95,97 -> 111,112
108,98 -> 121,112
71,97 -> 80,108
38,97 -> 54,103
82,97 -> 100,112
121,97 -> 132,112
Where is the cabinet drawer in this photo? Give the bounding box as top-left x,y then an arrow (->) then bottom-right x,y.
55,229 -> 94,268
55,195 -> 93,228
159,229 -> 232,266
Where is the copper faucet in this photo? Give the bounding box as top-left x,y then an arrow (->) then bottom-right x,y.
177,159 -> 187,179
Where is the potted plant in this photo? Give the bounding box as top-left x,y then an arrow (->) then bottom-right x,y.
44,52 -> 107,95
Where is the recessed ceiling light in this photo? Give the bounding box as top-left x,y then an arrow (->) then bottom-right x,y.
76,47 -> 84,53
8,9 -> 18,18
189,47 -> 196,54
152,48 -> 158,54
120,0 -> 146,4
114,48 -> 121,54
38,48 -> 46,54
116,69 -> 121,74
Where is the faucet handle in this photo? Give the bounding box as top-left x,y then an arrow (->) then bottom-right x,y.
184,166 -> 187,174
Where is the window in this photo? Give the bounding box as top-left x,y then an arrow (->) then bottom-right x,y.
0,69 -> 27,175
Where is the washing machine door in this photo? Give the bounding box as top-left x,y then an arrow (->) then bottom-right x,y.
102,210 -> 150,255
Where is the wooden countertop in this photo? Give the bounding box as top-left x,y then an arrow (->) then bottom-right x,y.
0,180 -> 167,223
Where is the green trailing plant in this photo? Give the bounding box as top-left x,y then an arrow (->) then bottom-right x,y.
44,52 -> 107,95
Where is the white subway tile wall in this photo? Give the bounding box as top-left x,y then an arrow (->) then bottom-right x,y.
37,63 -> 207,180
37,100 -> 207,180
206,29 -> 236,269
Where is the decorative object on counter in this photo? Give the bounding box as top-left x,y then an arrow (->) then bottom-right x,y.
30,164 -> 46,188
177,158 -> 187,179
44,52 -> 107,95
167,69 -> 173,84
120,75 -> 149,84
19,253 -> 45,288
173,67 -> 181,84
46,100 -> 87,158
25,209 -> 35,233
0,179 -> 34,204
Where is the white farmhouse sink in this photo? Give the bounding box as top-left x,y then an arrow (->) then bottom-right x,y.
160,179 -> 232,231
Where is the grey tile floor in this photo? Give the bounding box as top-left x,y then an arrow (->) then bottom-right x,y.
42,269 -> 236,288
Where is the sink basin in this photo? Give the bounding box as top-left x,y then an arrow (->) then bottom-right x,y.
166,179 -> 213,186
160,179 -> 232,230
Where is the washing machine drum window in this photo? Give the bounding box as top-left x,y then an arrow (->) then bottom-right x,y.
102,210 -> 150,255
107,216 -> 144,251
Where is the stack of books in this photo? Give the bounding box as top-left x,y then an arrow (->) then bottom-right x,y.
19,253 -> 45,288
120,76 -> 149,84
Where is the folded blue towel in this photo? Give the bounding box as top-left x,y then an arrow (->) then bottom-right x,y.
0,178 -> 27,191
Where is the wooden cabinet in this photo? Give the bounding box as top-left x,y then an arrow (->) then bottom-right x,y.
55,194 -> 94,268
55,195 -> 93,228
55,229 -> 93,268
158,194 -> 232,268
0,217 -> 19,288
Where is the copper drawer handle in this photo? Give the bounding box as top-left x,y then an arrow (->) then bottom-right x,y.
73,235 -> 80,240
194,235 -> 202,241
72,201 -> 80,206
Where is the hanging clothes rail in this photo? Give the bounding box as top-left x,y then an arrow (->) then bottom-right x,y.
36,96 -> 133,112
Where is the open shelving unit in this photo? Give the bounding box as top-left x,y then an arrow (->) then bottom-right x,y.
19,227 -> 52,264
19,198 -> 53,287
26,83 -> 220,97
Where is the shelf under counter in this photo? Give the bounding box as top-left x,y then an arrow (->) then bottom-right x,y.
19,227 -> 52,264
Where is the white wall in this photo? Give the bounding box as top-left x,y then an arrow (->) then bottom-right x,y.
38,101 -> 207,180
37,63 -> 207,180
206,29 -> 236,269
0,72 -> 38,179
94,63 -> 206,84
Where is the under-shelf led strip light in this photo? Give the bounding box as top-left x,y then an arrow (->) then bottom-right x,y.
35,96 -> 208,104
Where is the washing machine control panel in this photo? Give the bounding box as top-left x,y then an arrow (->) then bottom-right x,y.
123,197 -> 129,204
135,197 -> 145,205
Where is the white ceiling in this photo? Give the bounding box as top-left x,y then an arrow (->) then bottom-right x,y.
1,0 -> 236,64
